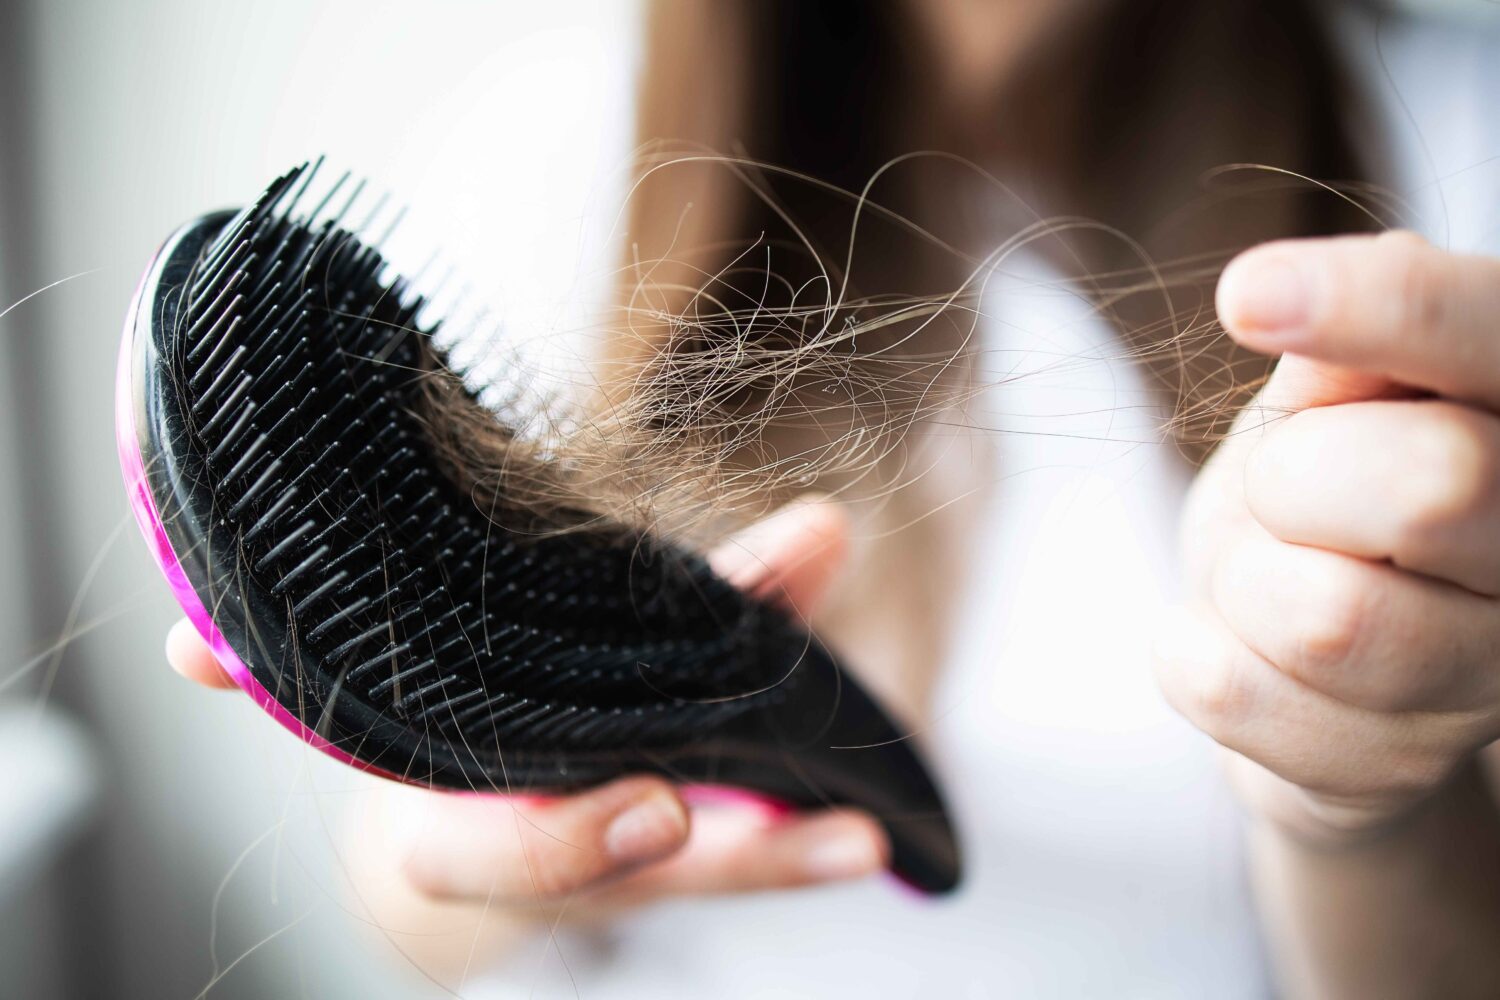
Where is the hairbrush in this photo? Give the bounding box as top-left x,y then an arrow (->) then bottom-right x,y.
115,162 -> 960,894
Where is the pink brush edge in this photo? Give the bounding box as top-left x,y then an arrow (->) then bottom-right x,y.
113,291 -> 803,820
114,275 -> 396,778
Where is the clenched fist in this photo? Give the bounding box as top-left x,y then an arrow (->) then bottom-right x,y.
1156,231 -> 1500,846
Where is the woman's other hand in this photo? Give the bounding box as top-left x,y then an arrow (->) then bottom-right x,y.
1156,232 -> 1500,845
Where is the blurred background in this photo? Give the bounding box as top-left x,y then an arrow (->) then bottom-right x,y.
0,1 -> 638,995
5,2 -> 1500,998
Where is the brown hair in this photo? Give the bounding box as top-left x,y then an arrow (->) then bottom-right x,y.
601,0 -> 1375,706
620,0 -> 1374,452
432,0 -> 1376,710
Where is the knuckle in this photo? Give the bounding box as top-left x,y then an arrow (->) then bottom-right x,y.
401,853 -> 462,902
1292,570 -> 1368,679
1373,230 -> 1446,335
1373,229 -> 1431,258
1189,646 -> 1257,731
1396,410 -> 1499,543
526,853 -> 597,900
400,832 -> 600,904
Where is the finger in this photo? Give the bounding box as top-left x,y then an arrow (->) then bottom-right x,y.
165,618 -> 239,689
708,494 -> 850,621
1244,354 -> 1401,420
1210,531 -> 1500,713
1218,233 -> 1500,408
394,777 -> 690,903
605,805 -> 888,902
1153,607 -> 1469,798
1187,354 -> 1420,597
1244,399 -> 1500,594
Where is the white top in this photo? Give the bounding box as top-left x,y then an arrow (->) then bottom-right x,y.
471,6 -> 1500,996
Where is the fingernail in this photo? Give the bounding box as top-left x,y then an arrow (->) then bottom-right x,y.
803,830 -> 883,881
706,541 -> 757,585
604,793 -> 687,864
1221,256 -> 1310,334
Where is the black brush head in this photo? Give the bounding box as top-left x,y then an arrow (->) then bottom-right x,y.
121,162 -> 961,893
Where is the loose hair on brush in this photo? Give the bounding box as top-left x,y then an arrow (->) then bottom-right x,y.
121,161 -> 969,891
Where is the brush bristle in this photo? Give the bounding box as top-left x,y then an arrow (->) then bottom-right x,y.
164,162 -> 805,771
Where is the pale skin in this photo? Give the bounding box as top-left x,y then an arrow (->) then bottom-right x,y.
1158,231 -> 1500,997
169,232 -> 1500,993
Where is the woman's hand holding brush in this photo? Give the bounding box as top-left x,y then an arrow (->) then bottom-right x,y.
166,498 -> 888,974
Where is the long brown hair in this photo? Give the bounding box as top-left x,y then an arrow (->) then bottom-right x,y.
596,0 -> 1375,707
428,2 -> 1375,710
622,0 -> 1372,449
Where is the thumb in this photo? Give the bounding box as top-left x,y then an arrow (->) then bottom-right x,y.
1216,247 -> 1405,420
165,618 -> 240,690
707,495 -> 850,622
